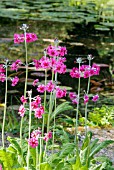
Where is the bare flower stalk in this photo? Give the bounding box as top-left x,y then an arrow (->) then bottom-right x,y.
2,60 -> 8,148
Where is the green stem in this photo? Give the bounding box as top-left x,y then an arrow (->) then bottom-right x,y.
27,91 -> 32,170
2,60 -> 8,148
75,63 -> 81,146
20,30 -> 28,165
52,71 -> 57,154
36,146 -> 38,170
85,60 -> 91,134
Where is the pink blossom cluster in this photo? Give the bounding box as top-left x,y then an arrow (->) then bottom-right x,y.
18,95 -> 44,118
14,33 -> 38,44
47,45 -> 67,57
36,80 -> 66,98
28,129 -> 52,148
11,76 -> 19,86
69,92 -> 99,104
0,64 -> 5,82
70,64 -> 100,78
33,56 -> 66,74
10,59 -> 22,72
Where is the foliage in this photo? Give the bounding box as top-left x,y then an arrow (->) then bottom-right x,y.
88,105 -> 114,127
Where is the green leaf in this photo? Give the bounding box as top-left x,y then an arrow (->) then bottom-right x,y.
89,140 -> 114,159
7,136 -> 22,155
59,143 -> 75,159
50,102 -> 73,122
39,162 -> 52,170
54,161 -> 64,170
0,149 -> 15,170
81,131 -> 92,150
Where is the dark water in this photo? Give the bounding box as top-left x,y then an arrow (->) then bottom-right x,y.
0,19 -> 114,108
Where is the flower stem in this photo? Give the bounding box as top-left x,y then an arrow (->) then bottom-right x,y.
27,91 -> 32,170
85,60 -> 91,134
75,63 -> 81,146
2,60 -> 8,148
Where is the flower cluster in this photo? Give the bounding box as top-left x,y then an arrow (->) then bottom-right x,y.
28,129 -> 52,148
47,45 -> 67,57
33,56 -> 66,74
35,80 -> 66,98
10,59 -> 22,72
18,95 -> 44,118
14,33 -> 38,44
70,64 -> 100,78
69,92 -> 99,104
11,76 -> 19,86
0,64 -> 5,82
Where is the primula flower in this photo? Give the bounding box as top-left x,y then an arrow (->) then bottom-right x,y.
46,80 -> 55,92
84,94 -> 89,104
14,33 -> 24,44
34,106 -> 44,119
33,59 -> 41,69
18,105 -> 26,117
0,164 -> 2,170
31,128 -> 41,139
0,73 -> 6,82
70,68 -> 81,78
69,92 -> 77,100
10,59 -> 22,71
11,76 -> 19,86
56,87 -> 66,98
14,33 -> 38,44
28,137 -> 38,148
20,95 -> 27,104
0,64 -> 5,73
92,94 -> 99,102
35,95 -> 41,105
33,79 -> 39,87
44,131 -> 52,142
37,84 -> 46,93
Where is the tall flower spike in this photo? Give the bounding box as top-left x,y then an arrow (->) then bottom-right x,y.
20,24 -> 29,31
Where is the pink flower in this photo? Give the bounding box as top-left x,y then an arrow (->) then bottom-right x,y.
69,92 -> 77,100
0,64 -> 5,73
10,59 -> 22,71
56,87 -> 66,98
33,59 -> 41,69
28,137 -> 38,148
0,164 -> 2,170
33,79 -> 39,87
14,33 -> 38,44
37,84 -> 46,93
40,57 -> 51,69
18,105 -> 26,117
34,106 -> 44,118
83,70 -> 90,78
26,33 -> 38,43
35,96 -> 41,105
0,73 -> 6,82
84,94 -> 89,104
46,80 -> 55,92
43,131 -> 52,142
11,76 -> 19,86
20,95 -> 27,104
31,129 -> 41,139
92,94 -> 99,102
72,98 -> 79,104
70,68 -> 80,78
14,33 -> 24,44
